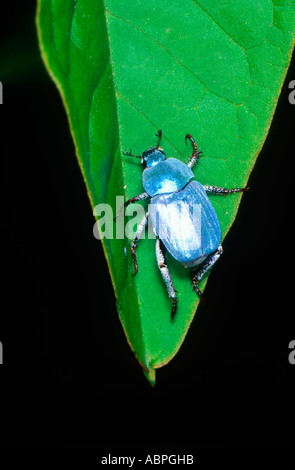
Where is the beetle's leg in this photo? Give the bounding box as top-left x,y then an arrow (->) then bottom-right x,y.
185,134 -> 202,169
156,239 -> 178,319
204,185 -> 250,195
114,192 -> 149,220
130,211 -> 149,276
155,129 -> 163,148
192,245 -> 223,302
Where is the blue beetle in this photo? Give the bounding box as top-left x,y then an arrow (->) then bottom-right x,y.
120,130 -> 248,319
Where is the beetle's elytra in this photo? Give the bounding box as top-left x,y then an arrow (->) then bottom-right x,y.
117,130 -> 248,319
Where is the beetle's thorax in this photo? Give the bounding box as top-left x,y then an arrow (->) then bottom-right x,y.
142,157 -> 194,197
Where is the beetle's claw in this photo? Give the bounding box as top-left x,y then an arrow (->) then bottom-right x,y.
197,290 -> 206,304
155,129 -> 162,139
185,134 -> 192,146
171,297 -> 178,320
192,279 -> 206,304
199,294 -> 206,304
132,264 -> 138,277
131,252 -> 138,277
123,149 -> 132,156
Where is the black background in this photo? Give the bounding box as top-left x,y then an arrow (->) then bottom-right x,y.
1,1 -> 295,457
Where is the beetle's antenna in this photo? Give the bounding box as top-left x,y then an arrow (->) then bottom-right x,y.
123,149 -> 141,159
155,129 -> 163,149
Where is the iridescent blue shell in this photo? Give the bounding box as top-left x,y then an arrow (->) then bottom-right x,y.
150,180 -> 221,266
142,158 -> 194,196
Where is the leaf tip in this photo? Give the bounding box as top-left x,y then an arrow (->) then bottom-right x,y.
143,367 -> 156,387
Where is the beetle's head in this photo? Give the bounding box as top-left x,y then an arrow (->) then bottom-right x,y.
141,147 -> 166,168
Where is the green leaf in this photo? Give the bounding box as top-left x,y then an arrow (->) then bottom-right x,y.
37,0 -> 295,384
